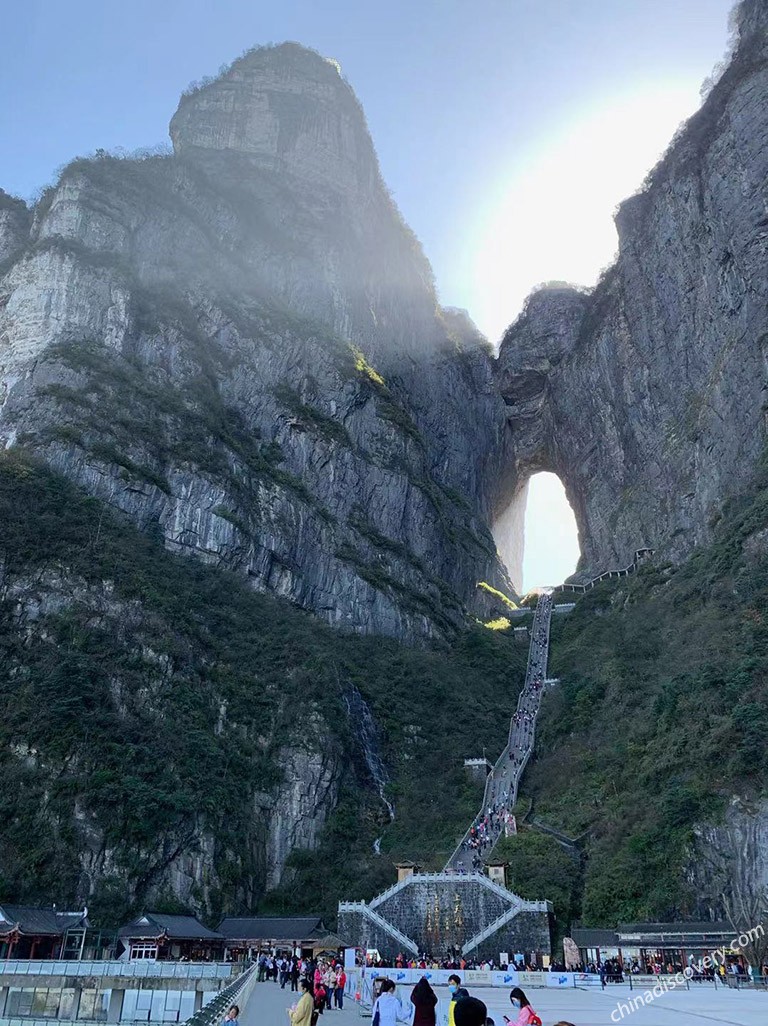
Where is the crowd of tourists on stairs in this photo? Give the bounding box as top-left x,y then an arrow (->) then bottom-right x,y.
460,797 -> 515,868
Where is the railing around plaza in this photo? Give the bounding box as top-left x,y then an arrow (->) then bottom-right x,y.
344,968 -> 765,995
179,964 -> 257,1026
0,961 -> 234,979
722,973 -> 768,989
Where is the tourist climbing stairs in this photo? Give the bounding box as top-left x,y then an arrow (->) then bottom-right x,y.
444,591 -> 554,871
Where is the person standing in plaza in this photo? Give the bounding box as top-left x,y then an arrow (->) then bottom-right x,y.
371,979 -> 408,1026
325,966 -> 336,1011
447,975 -> 470,1026
334,967 -> 346,1009
507,987 -> 540,1026
288,979 -> 314,1026
410,976 -> 437,1026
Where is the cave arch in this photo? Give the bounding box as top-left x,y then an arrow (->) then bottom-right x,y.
492,471 -> 580,594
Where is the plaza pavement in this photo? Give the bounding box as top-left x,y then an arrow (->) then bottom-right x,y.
242,979 -> 768,1026
431,981 -> 768,1026
241,980 -> 361,1026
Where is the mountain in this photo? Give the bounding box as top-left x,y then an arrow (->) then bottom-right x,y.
1,0 -> 768,927
0,449 -> 527,918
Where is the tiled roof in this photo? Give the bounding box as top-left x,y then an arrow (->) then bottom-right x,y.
571,929 -> 620,947
119,913 -> 222,940
0,905 -> 87,937
217,916 -> 327,942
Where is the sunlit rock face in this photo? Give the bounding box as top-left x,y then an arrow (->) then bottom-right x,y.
496,0 -> 768,579
0,44 -> 514,642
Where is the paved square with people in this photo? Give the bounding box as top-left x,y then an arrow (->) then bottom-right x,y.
242,978 -> 768,1025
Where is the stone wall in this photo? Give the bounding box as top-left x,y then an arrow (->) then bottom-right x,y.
472,911 -> 552,963
339,874 -> 552,959
375,878 -> 508,952
337,908 -> 408,960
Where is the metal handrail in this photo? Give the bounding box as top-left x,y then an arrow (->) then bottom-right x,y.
180,964 -> 257,1026
553,548 -> 654,593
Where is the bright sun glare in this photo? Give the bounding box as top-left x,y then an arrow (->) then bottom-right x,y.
476,82 -> 705,591
472,82 -> 704,344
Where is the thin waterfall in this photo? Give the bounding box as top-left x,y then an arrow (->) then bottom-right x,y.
344,685 -> 394,852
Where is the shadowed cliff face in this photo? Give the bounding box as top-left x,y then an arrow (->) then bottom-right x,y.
496,0 -> 768,579
0,43 -> 514,641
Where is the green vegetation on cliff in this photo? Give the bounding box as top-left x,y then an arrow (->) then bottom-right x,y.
0,451 -> 525,924
524,465 -> 768,927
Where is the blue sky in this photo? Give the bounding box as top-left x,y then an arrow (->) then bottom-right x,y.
0,0 -> 735,587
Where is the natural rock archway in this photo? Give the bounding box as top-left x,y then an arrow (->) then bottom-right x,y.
492,0 -> 768,582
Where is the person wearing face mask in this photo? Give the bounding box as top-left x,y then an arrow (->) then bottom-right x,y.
505,988 -> 541,1026
447,975 -> 470,1026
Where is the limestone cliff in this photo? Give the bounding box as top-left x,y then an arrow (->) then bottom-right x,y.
689,798 -> 768,922
496,0 -> 768,580
0,44 -> 512,642
3,0 -> 768,922
0,452 -> 526,918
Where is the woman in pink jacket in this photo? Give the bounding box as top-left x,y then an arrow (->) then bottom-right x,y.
506,988 -> 540,1026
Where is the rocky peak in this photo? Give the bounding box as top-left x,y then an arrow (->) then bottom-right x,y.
499,286 -> 587,374
495,0 -> 768,580
0,40 -> 512,643
169,43 -> 380,202
0,191 -> 31,266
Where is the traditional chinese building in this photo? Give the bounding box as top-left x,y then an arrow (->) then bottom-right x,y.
217,916 -> 330,958
117,913 -> 223,961
0,904 -> 90,959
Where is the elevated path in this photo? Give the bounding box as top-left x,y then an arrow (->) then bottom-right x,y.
444,591 -> 554,872
554,548 -> 653,593
444,547 -> 655,871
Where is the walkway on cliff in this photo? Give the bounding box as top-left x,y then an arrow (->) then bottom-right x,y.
445,591 -> 554,872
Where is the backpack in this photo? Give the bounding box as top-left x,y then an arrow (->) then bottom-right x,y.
529,1014 -> 543,1026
